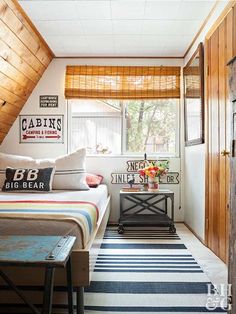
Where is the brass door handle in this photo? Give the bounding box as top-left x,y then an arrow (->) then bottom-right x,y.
221,149 -> 230,157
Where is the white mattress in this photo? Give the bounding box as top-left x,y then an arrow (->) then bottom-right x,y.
0,185 -> 108,249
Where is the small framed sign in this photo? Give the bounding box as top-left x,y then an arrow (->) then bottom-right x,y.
19,115 -> 64,143
40,95 -> 58,108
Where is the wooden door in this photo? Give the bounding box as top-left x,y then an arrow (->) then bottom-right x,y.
205,10 -> 233,263
228,56 -> 236,314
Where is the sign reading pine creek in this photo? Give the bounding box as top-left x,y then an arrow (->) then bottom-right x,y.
40,95 -> 58,108
19,115 -> 64,143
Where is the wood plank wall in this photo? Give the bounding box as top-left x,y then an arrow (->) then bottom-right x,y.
205,3 -> 236,262
0,0 -> 54,144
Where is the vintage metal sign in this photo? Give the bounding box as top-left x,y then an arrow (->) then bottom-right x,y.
111,172 -> 179,184
19,115 -> 64,143
127,160 -> 156,172
126,159 -> 168,172
40,95 -> 58,108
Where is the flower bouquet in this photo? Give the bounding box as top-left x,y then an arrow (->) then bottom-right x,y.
138,160 -> 169,192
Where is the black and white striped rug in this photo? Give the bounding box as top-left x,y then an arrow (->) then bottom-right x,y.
84,227 -> 227,313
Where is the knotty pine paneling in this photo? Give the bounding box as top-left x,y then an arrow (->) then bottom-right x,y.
0,40 -> 41,83
0,86 -> 24,108
0,110 -> 16,124
0,0 -> 54,144
3,0 -> 53,63
0,55 -> 37,90
1,1 -> 51,67
0,132 -> 6,143
225,8 -> 233,263
233,4 -> 236,56
0,72 -> 31,99
218,20 -> 227,260
209,28 -> 220,256
205,5 -> 235,262
0,101 -> 21,117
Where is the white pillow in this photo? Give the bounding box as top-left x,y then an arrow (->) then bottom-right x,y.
0,152 -> 35,189
53,148 -> 89,190
35,158 -> 55,168
0,149 -> 89,190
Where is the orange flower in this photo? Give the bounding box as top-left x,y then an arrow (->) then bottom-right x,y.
138,160 -> 169,179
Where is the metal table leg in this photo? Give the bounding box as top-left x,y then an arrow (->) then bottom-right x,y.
66,257 -> 74,314
76,287 -> 84,314
42,266 -> 55,314
169,195 -> 176,233
164,195 -> 168,215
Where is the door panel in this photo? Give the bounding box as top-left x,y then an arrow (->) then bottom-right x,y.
206,9 -> 233,262
208,29 -> 220,256
225,9 -> 233,263
219,20 -> 227,260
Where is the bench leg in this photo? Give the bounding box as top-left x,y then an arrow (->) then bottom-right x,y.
66,257 -> 74,314
42,266 -> 55,314
76,287 -> 84,314
0,269 -> 40,314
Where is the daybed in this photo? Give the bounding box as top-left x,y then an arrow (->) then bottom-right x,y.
0,150 -> 110,314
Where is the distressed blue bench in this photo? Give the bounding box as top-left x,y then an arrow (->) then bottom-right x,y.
0,235 -> 76,314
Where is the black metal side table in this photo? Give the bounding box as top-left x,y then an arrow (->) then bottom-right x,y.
118,189 -> 176,234
0,235 -> 76,314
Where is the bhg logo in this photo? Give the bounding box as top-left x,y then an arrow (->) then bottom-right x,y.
206,283 -> 232,311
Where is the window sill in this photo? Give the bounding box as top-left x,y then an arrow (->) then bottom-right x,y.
86,154 -> 180,158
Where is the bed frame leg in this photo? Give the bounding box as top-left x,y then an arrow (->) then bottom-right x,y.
76,287 -> 84,314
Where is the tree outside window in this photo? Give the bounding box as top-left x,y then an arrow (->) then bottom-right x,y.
70,99 -> 178,155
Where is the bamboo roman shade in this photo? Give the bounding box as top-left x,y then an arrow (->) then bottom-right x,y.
65,65 -> 181,99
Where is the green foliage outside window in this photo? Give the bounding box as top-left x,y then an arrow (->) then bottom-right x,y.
125,99 -> 177,154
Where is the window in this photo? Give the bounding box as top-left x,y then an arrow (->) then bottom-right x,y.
69,99 -> 179,156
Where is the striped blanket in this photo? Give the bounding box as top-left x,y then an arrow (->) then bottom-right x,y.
0,200 -> 99,248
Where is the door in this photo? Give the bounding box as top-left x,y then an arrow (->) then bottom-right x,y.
228,56 -> 236,314
205,10 -> 233,262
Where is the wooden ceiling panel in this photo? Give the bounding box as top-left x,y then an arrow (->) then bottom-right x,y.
0,72 -> 32,100
0,110 -> 16,124
0,85 -> 26,107
0,0 -> 54,144
0,20 -> 45,74
0,132 -> 7,143
0,100 -> 22,117
0,120 -> 13,134
0,1 -> 51,66
0,40 -> 41,83
4,0 -> 53,62
0,57 -> 35,91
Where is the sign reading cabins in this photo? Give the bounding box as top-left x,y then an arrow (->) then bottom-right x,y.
19,115 -> 64,143
111,160 -> 179,185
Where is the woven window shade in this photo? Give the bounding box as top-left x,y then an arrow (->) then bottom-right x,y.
184,66 -> 200,98
65,65 -> 181,99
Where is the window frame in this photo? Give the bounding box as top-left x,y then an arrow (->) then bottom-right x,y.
68,99 -> 180,158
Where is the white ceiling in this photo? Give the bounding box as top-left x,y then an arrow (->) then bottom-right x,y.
19,0 -> 219,57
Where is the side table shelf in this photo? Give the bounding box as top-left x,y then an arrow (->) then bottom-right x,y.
118,189 -> 176,234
